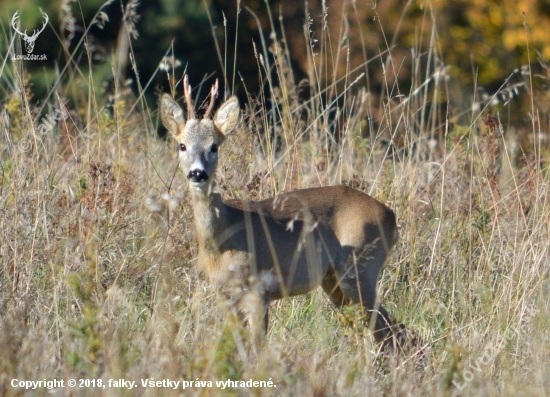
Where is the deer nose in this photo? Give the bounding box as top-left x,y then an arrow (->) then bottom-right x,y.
188,169 -> 208,183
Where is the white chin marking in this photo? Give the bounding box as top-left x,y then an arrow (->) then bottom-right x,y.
189,181 -> 207,188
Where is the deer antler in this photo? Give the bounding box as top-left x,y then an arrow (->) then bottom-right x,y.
11,11 -> 25,37
203,79 -> 218,119
11,10 -> 48,40
32,11 -> 49,40
183,74 -> 196,120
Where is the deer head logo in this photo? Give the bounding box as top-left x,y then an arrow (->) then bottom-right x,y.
11,10 -> 49,54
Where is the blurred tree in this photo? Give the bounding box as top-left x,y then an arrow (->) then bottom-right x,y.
1,0 -> 549,128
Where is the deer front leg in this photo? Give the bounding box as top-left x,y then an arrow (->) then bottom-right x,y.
222,272 -> 271,356
237,286 -> 269,339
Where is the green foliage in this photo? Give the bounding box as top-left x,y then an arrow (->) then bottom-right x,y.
212,322 -> 244,384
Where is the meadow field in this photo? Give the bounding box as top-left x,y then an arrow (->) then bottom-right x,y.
1,1 -> 549,395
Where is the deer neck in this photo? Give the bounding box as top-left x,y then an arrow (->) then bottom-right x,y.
189,183 -> 229,254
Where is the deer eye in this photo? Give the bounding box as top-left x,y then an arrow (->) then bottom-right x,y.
211,144 -> 218,153
179,143 -> 186,152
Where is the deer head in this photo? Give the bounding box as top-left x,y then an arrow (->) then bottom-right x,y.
12,10 -> 49,54
160,75 -> 240,190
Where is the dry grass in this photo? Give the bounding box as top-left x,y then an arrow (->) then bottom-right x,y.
1,2 -> 549,396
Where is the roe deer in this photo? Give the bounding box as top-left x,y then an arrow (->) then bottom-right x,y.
160,76 -> 420,355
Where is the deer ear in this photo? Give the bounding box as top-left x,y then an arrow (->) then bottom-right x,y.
214,96 -> 240,135
160,94 -> 185,138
